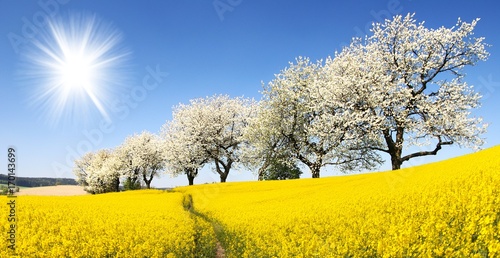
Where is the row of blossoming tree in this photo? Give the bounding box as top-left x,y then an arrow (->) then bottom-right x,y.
74,14 -> 489,192
73,131 -> 165,193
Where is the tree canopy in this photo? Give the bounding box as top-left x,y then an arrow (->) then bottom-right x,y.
328,14 -> 489,169
162,95 -> 257,183
74,13 -> 489,188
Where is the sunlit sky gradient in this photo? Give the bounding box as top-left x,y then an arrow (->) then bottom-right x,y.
1,1 -> 499,187
21,12 -> 131,126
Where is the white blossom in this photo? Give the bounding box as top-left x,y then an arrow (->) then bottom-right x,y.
326,13 -> 489,169
161,119 -> 208,185
118,131 -> 165,189
162,94 -> 256,183
84,149 -> 119,194
245,57 -> 382,178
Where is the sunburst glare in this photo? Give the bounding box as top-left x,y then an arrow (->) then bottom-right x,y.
20,12 -> 131,127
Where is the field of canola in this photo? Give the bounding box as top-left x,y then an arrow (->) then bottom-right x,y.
2,145 -> 499,257
179,146 -> 500,257
1,190 -> 216,257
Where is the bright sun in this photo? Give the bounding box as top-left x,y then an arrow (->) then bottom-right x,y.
59,53 -> 93,90
22,12 -> 130,127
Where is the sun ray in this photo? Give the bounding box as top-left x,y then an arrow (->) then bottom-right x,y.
19,12 -> 131,128
84,84 -> 110,121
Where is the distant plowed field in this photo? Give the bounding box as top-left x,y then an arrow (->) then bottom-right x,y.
15,185 -> 88,196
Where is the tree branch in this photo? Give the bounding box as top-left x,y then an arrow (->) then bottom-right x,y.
368,146 -> 390,153
401,138 -> 454,162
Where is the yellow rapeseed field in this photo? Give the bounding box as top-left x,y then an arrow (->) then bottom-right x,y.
2,146 -> 499,257
1,190 -> 216,257
179,146 -> 500,257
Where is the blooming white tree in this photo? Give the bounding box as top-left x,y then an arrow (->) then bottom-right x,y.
246,57 -> 382,178
74,132 -> 165,193
241,101 -> 293,180
110,145 -> 141,190
119,131 -> 165,189
329,13 -> 489,170
83,149 -> 120,194
161,119 -> 208,185
165,95 -> 256,183
73,151 -> 95,187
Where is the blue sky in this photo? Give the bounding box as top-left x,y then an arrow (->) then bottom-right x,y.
1,0 -> 499,187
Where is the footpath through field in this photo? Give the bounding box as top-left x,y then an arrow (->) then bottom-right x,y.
182,193 -> 226,258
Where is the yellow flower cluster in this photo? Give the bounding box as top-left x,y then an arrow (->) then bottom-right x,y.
1,190 -> 216,257
2,146 -> 499,257
179,146 -> 500,257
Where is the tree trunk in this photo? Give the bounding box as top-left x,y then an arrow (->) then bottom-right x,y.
310,164 -> 321,178
114,177 -> 120,192
143,172 -> 153,189
257,170 -> 264,181
215,158 -> 232,183
187,173 -> 195,185
257,158 -> 271,181
390,153 -> 402,170
125,176 -> 140,190
186,168 -> 198,186
300,159 -> 321,178
299,156 -> 321,178
384,127 -> 404,170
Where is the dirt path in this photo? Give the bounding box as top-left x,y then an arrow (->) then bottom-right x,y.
215,241 -> 226,258
212,219 -> 226,258
183,194 -> 226,257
